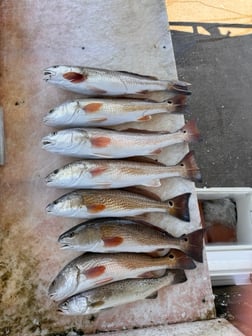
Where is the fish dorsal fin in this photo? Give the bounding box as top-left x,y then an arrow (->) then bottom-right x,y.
124,187 -> 161,202
123,128 -> 168,135
125,156 -> 166,166
118,70 -> 158,81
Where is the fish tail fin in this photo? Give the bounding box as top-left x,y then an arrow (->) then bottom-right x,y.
181,120 -> 202,143
180,229 -> 205,263
166,193 -> 191,222
171,269 -> 187,284
164,249 -> 196,269
178,151 -> 202,182
167,94 -> 188,113
166,80 -> 192,96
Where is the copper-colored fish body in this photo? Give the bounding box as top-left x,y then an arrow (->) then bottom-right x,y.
43,65 -> 191,97
43,96 -> 187,127
49,250 -> 195,301
46,189 -> 191,222
45,151 -> 201,188
58,218 -> 204,262
41,120 -> 201,158
58,269 -> 187,315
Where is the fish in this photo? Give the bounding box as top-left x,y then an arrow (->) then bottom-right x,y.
57,269 -> 187,315
41,120 -> 201,158
43,96 -> 187,127
48,250 -> 195,301
45,151 -> 201,189
46,189 -> 191,222
58,218 -> 204,262
43,65 -> 191,97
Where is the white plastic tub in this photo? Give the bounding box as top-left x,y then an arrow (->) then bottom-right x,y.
196,187 -> 252,286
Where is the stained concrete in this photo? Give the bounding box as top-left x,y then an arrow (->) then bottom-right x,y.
166,1 -> 252,187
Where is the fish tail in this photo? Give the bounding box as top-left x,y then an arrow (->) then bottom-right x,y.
167,94 -> 188,113
178,151 -> 202,182
166,80 -> 192,96
171,269 -> 187,284
180,229 -> 205,262
166,193 -> 191,222
181,120 -> 202,143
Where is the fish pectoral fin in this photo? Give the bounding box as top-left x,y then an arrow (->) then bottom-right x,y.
145,291 -> 158,299
103,236 -> 124,247
142,179 -> 161,188
63,72 -> 88,83
149,148 -> 162,155
84,102 -> 103,113
90,300 -> 105,308
87,204 -> 106,213
90,136 -> 111,147
90,166 -> 108,177
84,265 -> 106,279
88,86 -> 107,95
137,115 -> 152,122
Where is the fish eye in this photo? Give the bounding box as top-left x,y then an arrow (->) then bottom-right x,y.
52,201 -> 58,205
52,65 -> 59,68
51,131 -> 57,136
53,169 -> 59,174
183,237 -> 188,242
68,232 -> 75,238
168,200 -> 174,207
168,253 -> 174,259
49,109 -> 54,114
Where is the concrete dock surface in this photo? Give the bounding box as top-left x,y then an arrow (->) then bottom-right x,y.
166,0 -> 252,187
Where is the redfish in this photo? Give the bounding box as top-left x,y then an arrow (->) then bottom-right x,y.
48,250 -> 195,301
43,65 -> 191,97
58,218 -> 204,262
43,96 -> 187,127
46,189 -> 191,222
57,269 -> 187,315
41,120 -> 201,158
45,151 -> 201,189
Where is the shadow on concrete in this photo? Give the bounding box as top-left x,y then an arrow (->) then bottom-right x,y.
169,22 -> 252,187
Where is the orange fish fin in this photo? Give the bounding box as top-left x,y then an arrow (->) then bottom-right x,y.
84,265 -> 106,279
181,120 -> 202,143
63,72 -> 87,83
90,136 -> 111,147
177,150 -> 202,182
87,204 -> 106,213
137,115 -> 152,122
84,102 -> 103,113
166,193 -> 191,222
103,236 -> 124,247
90,300 -> 105,308
90,166 -> 108,177
180,228 -> 205,263
88,86 -> 107,95
138,270 -> 166,278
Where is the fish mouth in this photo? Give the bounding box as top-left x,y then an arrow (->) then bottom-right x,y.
46,203 -> 54,213
59,243 -> 72,249
43,68 -> 57,81
41,138 -> 56,148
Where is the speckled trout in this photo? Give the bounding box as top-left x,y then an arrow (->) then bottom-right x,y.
48,251 -> 195,301
46,189 -> 191,222
45,151 -> 201,189
43,65 -> 191,97
41,120 -> 201,158
57,269 -> 187,315
58,218 -> 204,262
